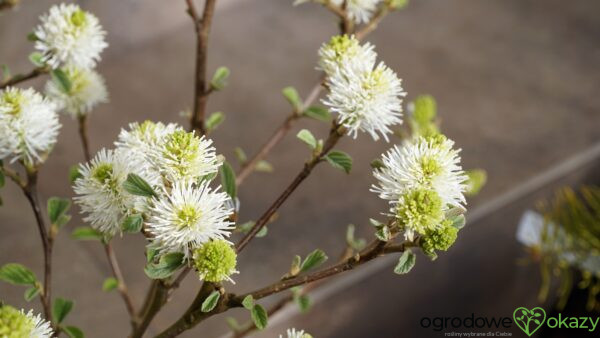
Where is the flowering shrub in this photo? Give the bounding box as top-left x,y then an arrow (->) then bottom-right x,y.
0,1 -> 485,337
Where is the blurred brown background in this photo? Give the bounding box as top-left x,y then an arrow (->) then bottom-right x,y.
1,0 -> 600,337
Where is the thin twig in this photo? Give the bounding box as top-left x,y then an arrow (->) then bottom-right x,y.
186,0 -> 218,135
0,67 -> 48,90
235,123 -> 345,253
355,6 -> 390,40
0,0 -> 19,12
77,115 -> 91,162
0,165 -> 25,188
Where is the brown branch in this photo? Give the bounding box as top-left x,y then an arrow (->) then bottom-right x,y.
130,280 -> 169,338
186,0 -> 218,135
77,115 -> 92,162
235,123 -> 345,253
0,67 -> 47,90
355,5 -> 390,40
22,170 -> 53,324
0,0 -> 19,12
105,244 -> 137,322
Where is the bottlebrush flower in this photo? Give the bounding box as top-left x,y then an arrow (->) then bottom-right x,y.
0,305 -> 53,338
318,35 -> 376,76
45,66 -> 108,117
0,87 -> 60,166
192,239 -> 238,283
280,328 -> 313,338
331,0 -> 381,24
33,3 -> 107,69
146,181 -> 234,257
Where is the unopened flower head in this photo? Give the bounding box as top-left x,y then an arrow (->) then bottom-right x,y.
395,188 -> 443,237
45,66 -> 108,117
74,148 -> 142,235
0,87 -> 60,166
151,130 -> 220,183
331,0 -> 381,24
192,239 -> 238,283
34,3 -> 107,69
421,219 -> 458,254
0,305 -> 53,338
280,328 -> 313,338
147,181 -> 234,257
324,62 -> 405,141
318,35 -> 376,76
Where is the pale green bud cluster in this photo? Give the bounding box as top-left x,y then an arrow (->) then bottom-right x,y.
0,305 -> 34,337
193,240 -> 237,282
421,220 -> 459,257
409,95 -> 439,138
396,188 -> 444,235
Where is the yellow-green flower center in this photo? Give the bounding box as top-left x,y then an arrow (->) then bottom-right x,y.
1,91 -> 24,116
163,130 -> 200,176
0,305 -> 34,337
92,163 -> 113,183
396,188 -> 444,235
70,9 -> 87,27
327,35 -> 359,61
175,205 -> 201,229
420,156 -> 442,181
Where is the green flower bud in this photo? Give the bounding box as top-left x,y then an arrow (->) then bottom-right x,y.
421,220 -> 459,255
396,188 -> 444,235
0,305 -> 34,337
193,240 -> 237,283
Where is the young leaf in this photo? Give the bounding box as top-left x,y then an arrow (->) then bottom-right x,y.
234,147 -> 247,163
256,226 -> 268,238
254,160 -> 273,173
1,64 -> 11,81
102,277 -> 118,292
282,86 -> 302,111
52,298 -> 74,324
146,247 -> 159,263
300,249 -> 328,273
324,151 -> 352,174
0,263 -> 36,285
47,197 -> 71,225
206,112 -> 225,132
370,159 -> 385,170
28,52 -> 44,67
123,173 -> 157,197
374,225 -> 391,242
201,291 -> 221,312
450,215 -> 466,230
241,295 -> 254,310
346,224 -> 366,250
24,286 -> 40,302
290,255 -> 301,276
303,106 -> 331,122
226,317 -> 242,332
144,252 -> 185,279
296,129 -> 317,149
63,326 -> 84,338
69,165 -> 83,184
210,66 -> 230,90
71,227 -> 103,241
394,250 -> 416,275
251,304 -> 268,330
121,214 -> 143,233
50,69 -> 72,93
294,294 -> 311,312
220,161 -> 236,199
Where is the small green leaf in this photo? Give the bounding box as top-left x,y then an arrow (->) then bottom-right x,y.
52,297 -> 74,324
251,304 -> 268,330
144,252 -> 185,279
303,106 -> 331,122
220,161 -> 237,199
69,165 -> 82,184
242,295 -> 254,310
290,255 -> 301,276
201,291 -> 221,312
370,159 -> 385,170
450,215 -> 466,230
24,286 -> 40,302
394,250 -> 416,275
282,86 -> 302,111
210,66 -> 230,90
296,129 -> 317,149
375,225 -> 391,242
256,226 -> 268,238
226,317 -> 241,332
465,169 -> 487,196
236,221 -> 255,234
1,64 -> 11,81
346,224 -> 366,250
50,69 -> 72,93
234,147 -> 247,163
121,214 -> 143,233
71,227 -> 103,241
0,263 -> 36,285
123,173 -> 157,197
102,277 -> 118,292
294,294 -> 311,313
47,197 -> 71,225
300,249 -> 328,273
63,326 -> 84,338
324,150 -> 352,174
146,247 -> 159,263
27,32 -> 38,42
28,52 -> 44,67
206,112 -> 225,132
254,160 -> 273,173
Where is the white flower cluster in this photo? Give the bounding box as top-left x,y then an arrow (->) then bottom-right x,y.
34,3 -> 109,118
0,87 -> 60,166
372,135 -> 467,239
0,305 -> 53,338
74,121 -> 233,258
330,0 -> 382,24
280,328 -> 313,338
320,35 -> 405,141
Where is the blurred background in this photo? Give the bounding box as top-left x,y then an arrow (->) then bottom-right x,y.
1,0 -> 600,337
